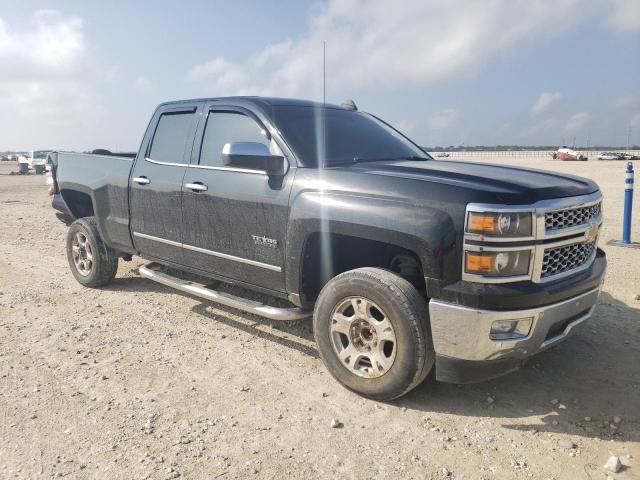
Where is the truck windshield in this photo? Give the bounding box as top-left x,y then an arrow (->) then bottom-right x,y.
271,106 -> 428,167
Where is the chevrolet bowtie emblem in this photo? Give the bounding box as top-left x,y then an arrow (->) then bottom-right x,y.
584,221 -> 599,243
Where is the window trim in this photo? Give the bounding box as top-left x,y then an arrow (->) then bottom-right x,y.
143,157 -> 267,175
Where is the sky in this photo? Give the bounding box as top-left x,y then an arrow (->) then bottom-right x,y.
0,0 -> 639,151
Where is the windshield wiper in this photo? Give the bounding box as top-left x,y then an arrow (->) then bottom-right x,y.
322,158 -> 357,167
353,155 -> 428,163
321,155 -> 428,167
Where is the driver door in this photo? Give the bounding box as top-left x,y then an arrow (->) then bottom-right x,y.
180,105 -> 294,293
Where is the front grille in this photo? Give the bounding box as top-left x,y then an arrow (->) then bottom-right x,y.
541,241 -> 596,278
545,202 -> 601,232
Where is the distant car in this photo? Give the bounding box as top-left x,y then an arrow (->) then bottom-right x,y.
17,156 -> 30,174
435,152 -> 450,158
597,152 -> 624,161
554,147 -> 587,161
620,152 -> 639,160
29,150 -> 49,172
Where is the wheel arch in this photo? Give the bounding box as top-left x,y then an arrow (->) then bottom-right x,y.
285,192 -> 458,307
60,187 -> 96,220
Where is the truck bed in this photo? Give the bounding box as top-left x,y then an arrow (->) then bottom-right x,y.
55,152 -> 135,253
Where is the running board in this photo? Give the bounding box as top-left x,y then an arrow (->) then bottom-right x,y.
138,263 -> 311,321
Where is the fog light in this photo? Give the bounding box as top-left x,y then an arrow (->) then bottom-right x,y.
490,317 -> 533,340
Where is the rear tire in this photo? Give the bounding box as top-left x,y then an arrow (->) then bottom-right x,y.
66,217 -> 118,287
313,267 -> 434,401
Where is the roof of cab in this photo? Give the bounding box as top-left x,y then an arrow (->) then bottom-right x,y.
158,96 -> 346,110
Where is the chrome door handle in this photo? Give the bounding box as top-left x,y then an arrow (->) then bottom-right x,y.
185,182 -> 208,192
133,176 -> 150,185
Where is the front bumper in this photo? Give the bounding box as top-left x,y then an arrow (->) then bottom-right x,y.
428,285 -> 602,383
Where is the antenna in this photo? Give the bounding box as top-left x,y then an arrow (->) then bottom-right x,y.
323,40 -> 326,104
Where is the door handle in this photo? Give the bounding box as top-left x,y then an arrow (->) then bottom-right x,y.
185,182 -> 208,192
133,176 -> 150,185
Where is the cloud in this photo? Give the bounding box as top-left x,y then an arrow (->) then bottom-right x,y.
565,112 -> 591,133
609,94 -> 639,109
187,0 -> 601,99
394,119 -> 417,134
0,10 -> 85,77
188,57 -> 231,81
0,10 -> 107,149
606,0 -> 640,31
531,92 -> 562,114
0,10 -> 91,115
630,114 -> 640,129
526,117 -> 561,136
134,76 -> 150,89
428,109 -> 460,129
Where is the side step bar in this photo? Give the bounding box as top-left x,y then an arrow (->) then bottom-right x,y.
138,263 -> 311,321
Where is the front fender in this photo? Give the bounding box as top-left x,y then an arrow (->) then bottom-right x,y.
284,191 -> 457,298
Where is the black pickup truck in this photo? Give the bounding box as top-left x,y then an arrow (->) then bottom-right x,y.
49,97 -> 606,400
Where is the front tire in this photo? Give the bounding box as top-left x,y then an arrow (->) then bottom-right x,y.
66,217 -> 118,287
313,267 -> 434,401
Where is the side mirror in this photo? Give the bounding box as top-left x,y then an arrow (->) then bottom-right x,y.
222,142 -> 286,176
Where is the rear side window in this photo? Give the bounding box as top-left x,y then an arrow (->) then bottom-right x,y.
199,111 -> 269,167
148,111 -> 195,163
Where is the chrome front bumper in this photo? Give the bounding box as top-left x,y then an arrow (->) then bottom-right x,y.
428,286 -> 601,363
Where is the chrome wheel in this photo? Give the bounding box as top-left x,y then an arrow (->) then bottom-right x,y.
329,296 -> 397,378
71,232 -> 93,276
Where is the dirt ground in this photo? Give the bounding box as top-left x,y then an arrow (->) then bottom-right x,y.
0,158 -> 638,480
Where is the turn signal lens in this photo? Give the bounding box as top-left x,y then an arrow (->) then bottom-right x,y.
468,213 -> 496,233
465,252 -> 494,273
467,212 -> 532,237
465,250 -> 531,277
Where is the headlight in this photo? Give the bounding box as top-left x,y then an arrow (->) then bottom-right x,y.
465,250 -> 531,277
467,212 -> 532,237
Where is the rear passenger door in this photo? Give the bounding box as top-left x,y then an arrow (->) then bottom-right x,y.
130,104 -> 200,264
180,105 -> 294,293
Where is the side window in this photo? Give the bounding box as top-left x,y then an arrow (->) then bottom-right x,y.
199,111 -> 270,167
148,111 -> 195,163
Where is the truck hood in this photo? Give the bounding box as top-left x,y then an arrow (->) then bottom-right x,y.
347,159 -> 598,202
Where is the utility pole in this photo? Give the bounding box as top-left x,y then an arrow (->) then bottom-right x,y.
627,125 -> 631,151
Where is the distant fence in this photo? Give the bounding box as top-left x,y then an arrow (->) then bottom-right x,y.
427,150 -> 640,160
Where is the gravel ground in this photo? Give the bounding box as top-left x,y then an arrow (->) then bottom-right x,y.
0,158 -> 638,480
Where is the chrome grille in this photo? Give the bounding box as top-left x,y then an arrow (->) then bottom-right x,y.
545,202 -> 601,232
541,241 -> 596,278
